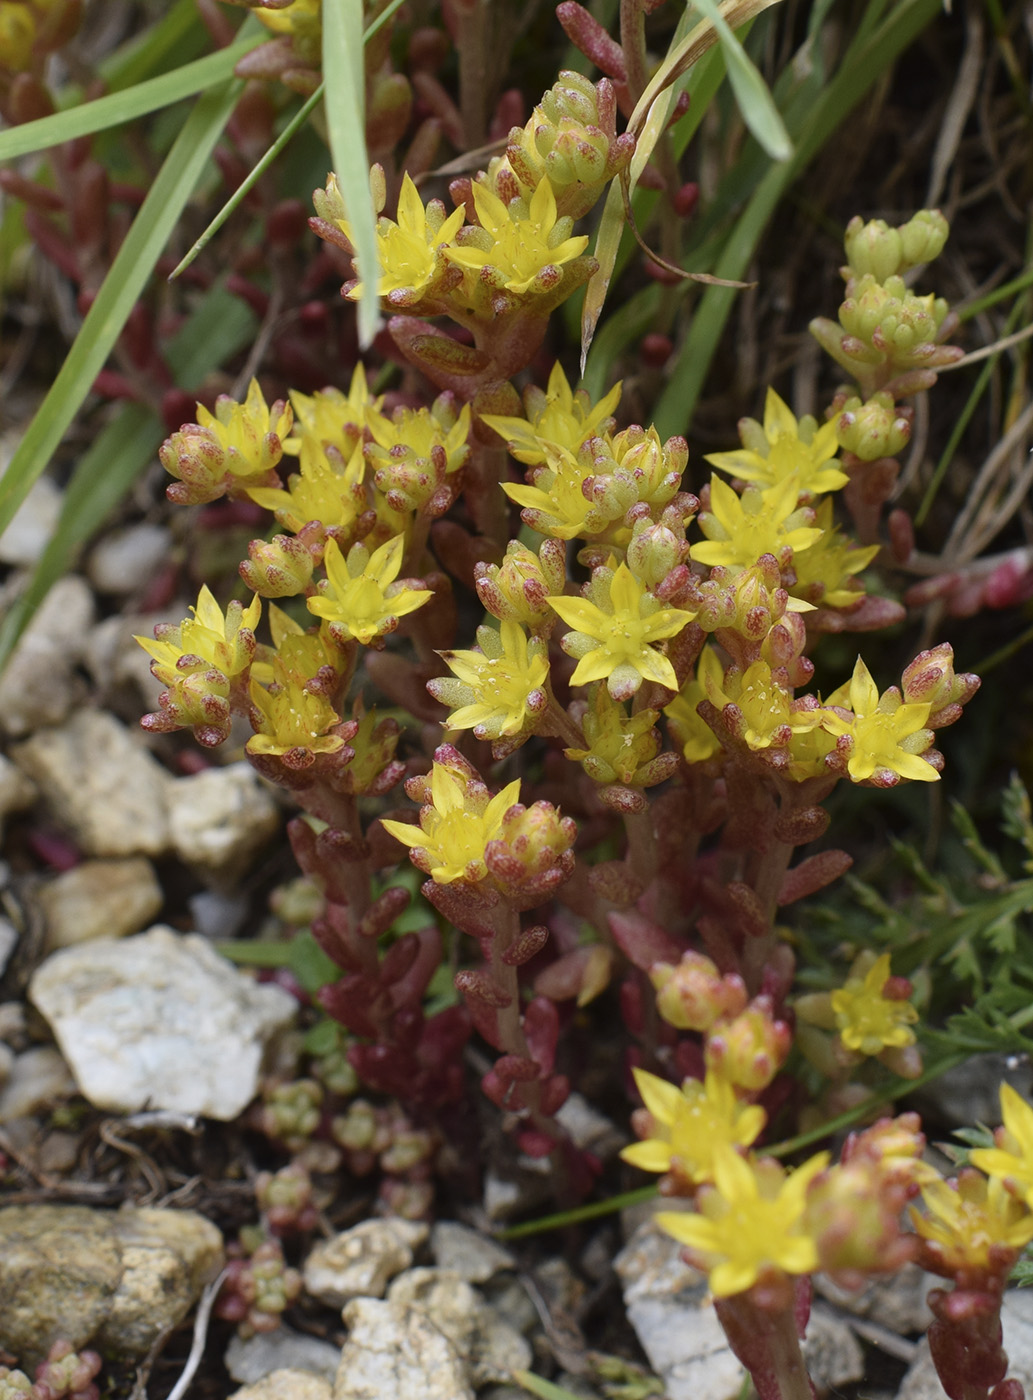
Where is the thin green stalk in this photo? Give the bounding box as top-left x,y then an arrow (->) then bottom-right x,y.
170,0 -> 408,281
915,293 -> 1028,527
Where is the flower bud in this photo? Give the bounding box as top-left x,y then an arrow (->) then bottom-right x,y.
704,997 -> 791,1091
901,643 -> 980,728
474,538 -> 566,629
844,217 -> 904,283
626,520 -> 685,589
650,952 -> 748,1032
837,392 -> 911,461
240,534 -> 315,596
898,209 -> 949,270
485,800 -> 577,905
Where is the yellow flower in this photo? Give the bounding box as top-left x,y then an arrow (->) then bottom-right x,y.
0,1 -> 36,70
819,657 -> 937,784
830,953 -> 918,1055
136,586 -> 261,684
307,535 -> 431,647
657,1146 -> 828,1298
482,362 -> 622,466
549,562 -> 694,700
282,364 -> 380,468
248,439 -> 367,538
429,620 -> 550,741
705,388 -> 848,496
911,1171 -> 1033,1275
971,1084 -> 1033,1208
789,501 -> 879,609
503,446 -> 607,542
246,662 -> 345,765
621,1069 -> 765,1186
692,475 -> 823,574
566,686 -> 675,787
699,648 -> 796,754
366,400 -> 471,475
253,0 -> 320,36
161,379 -> 292,505
665,672 -> 723,765
381,762 -> 521,885
445,178 -> 588,295
335,171 -> 466,304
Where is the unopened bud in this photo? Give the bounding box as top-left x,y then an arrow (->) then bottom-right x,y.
240,534 -> 315,596
650,952 -> 748,1032
705,998 -> 791,1091
898,209 -> 949,269
844,217 -> 903,283
837,392 -> 911,461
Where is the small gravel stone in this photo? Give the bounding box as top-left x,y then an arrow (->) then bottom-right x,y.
334,1298 -> 474,1400
0,1046 -> 75,1123
228,1372 -> 332,1400
0,469 -> 62,567
387,1267 -> 532,1385
12,709 -> 171,856
39,858 -> 163,951
0,916 -> 16,977
87,523 -> 171,596
304,1219 -> 429,1308
555,1090 -> 626,1159
816,1263 -> 935,1334
0,1042 -> 13,1089
29,925 -> 297,1119
0,754 -> 37,839
167,763 -> 279,882
225,1324 -> 342,1384
0,577 -> 95,737
0,1203 -> 224,1365
430,1221 -> 514,1283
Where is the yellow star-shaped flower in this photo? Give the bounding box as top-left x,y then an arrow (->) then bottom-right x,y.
549,563 -> 694,700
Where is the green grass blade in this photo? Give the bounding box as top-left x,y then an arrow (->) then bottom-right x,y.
322,0 -> 380,348
99,0 -> 209,92
0,281 -> 258,669
0,77 -> 244,541
170,83 -> 326,281
651,0 -> 941,441
0,34 -> 261,161
690,0 -> 792,159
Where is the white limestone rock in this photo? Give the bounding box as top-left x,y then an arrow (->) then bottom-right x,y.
334,1298 -> 474,1400
429,1221 -> 514,1284
386,1267 -> 532,1385
304,1219 -> 429,1308
0,576 -> 95,737
167,763 -> 279,882
28,925 -> 297,1119
0,1046 -> 76,1123
225,1324 -> 342,1385
12,709 -> 171,856
40,858 -> 163,950
87,524 -> 171,596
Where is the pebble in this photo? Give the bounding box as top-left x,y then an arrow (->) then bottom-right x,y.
0,754 -> 37,839
29,925 -> 297,1119
0,916 -> 16,978
0,470 -> 62,567
304,1219 -> 429,1308
0,577 -> 94,738
386,1267 -> 532,1385
0,1203 -> 223,1365
816,1263 -> 935,1334
228,1370 -> 333,1400
167,763 -> 279,883
0,1042 -> 13,1089
555,1090 -> 626,1160
430,1221 -> 515,1284
225,1325 -> 342,1385
334,1297 -> 474,1400
910,1052 -> 1031,1129
39,857 -> 163,951
87,523 -> 171,596
0,1046 -> 75,1123
12,709 -> 171,857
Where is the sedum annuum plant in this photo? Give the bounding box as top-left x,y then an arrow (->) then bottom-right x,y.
135,6 -> 1005,1396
